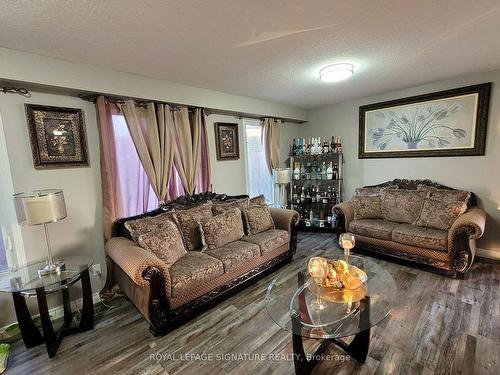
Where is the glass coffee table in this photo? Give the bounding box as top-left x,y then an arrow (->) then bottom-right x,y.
0,256 -> 94,358
265,249 -> 396,374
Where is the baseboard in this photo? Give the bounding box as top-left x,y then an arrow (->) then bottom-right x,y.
477,247 -> 500,260
0,292 -> 102,334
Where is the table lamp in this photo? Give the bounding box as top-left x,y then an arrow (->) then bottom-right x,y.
14,189 -> 67,276
273,168 -> 291,209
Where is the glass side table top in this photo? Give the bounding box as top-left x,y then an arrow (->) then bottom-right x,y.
265,248 -> 396,339
0,256 -> 93,295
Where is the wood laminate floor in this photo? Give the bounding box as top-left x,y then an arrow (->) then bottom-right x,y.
7,233 -> 500,375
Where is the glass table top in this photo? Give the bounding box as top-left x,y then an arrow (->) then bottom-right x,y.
0,256 -> 93,295
265,248 -> 396,339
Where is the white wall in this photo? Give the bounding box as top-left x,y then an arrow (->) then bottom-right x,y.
305,70 -> 500,255
205,114 -> 247,195
0,91 -> 104,327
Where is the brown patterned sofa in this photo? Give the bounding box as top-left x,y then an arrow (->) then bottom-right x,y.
333,179 -> 486,277
104,192 -> 299,336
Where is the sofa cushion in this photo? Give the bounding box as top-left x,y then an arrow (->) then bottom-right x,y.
170,251 -> 224,297
349,219 -> 400,241
417,185 -> 471,205
204,240 -> 260,272
242,205 -> 275,235
354,185 -> 398,197
249,194 -> 267,206
242,229 -> 289,255
137,220 -> 186,266
212,198 -> 249,215
380,190 -> 427,224
352,195 -> 383,220
124,212 -> 174,242
414,198 -> 467,230
172,202 -> 213,250
198,208 -> 245,251
392,224 -> 448,251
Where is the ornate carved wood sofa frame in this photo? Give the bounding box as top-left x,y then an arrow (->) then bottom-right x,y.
104,192 -> 299,336
333,179 -> 486,277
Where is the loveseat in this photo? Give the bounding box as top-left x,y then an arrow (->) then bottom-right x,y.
333,179 -> 486,277
103,192 -> 299,335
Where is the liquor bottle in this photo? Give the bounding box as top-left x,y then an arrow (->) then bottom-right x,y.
305,138 -> 311,155
311,160 -> 317,180
327,210 -> 333,223
323,138 -> 329,154
296,186 -> 301,204
311,185 -> 316,203
305,187 -> 312,204
292,139 -> 296,156
333,163 -> 339,180
321,161 -> 327,180
316,186 -> 321,203
326,162 -> 333,179
300,162 -> 306,180
336,136 -> 342,154
292,185 -> 297,203
332,187 -> 338,204
309,209 -> 314,222
305,161 -> 311,180
316,161 -> 322,180
330,136 -> 336,154
300,186 -> 305,203
293,163 -> 300,180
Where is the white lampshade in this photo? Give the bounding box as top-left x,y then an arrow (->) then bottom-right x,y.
15,189 -> 67,225
274,168 -> 291,184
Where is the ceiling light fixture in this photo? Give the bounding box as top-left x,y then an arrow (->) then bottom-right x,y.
319,63 -> 354,82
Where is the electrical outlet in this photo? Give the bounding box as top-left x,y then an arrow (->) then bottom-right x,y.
91,264 -> 102,277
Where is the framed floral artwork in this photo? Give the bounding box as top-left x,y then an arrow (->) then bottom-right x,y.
359,83 -> 491,158
214,122 -> 239,160
25,104 -> 89,168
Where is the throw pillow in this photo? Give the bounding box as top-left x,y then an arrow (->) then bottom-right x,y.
124,212 -> 174,242
417,184 -> 471,204
351,196 -> 383,220
198,208 -> 245,251
172,202 -> 213,250
354,185 -> 399,197
249,194 -> 267,206
242,205 -> 275,235
212,198 -> 249,215
414,198 -> 467,230
137,220 -> 186,266
380,190 -> 427,224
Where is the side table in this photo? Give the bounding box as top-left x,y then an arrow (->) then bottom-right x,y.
0,256 -> 94,358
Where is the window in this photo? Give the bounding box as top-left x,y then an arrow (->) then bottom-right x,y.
244,119 -> 273,204
112,114 -> 158,217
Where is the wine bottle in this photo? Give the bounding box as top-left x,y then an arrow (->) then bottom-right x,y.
337,136 -> 342,153
293,163 -> 300,180
321,161 -> 327,180
323,138 -> 329,154
331,136 -> 336,154
292,138 -> 296,156
333,163 -> 339,180
300,162 -> 306,180
300,186 -> 305,203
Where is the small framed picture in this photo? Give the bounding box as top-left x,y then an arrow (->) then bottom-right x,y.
25,104 -> 89,169
214,122 -> 239,160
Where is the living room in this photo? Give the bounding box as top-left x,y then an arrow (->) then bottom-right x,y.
0,1 -> 498,374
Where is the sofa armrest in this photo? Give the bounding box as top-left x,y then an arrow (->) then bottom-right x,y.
105,237 -> 171,290
269,207 -> 299,233
333,201 -> 354,232
448,208 -> 486,241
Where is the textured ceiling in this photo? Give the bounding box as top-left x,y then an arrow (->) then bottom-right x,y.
1,0 -> 500,109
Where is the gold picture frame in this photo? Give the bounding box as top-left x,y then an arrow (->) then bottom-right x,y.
25,104 -> 89,169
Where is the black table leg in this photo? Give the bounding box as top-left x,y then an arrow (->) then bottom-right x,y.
79,268 -> 94,331
330,296 -> 371,363
62,288 -> 73,327
12,292 -> 44,348
36,287 -> 59,358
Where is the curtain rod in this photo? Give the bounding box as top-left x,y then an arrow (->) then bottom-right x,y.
0,79 -> 307,124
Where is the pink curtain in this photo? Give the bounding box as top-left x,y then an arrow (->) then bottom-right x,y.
95,97 -> 157,241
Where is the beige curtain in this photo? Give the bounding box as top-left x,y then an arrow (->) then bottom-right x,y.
172,107 -> 203,195
261,117 -> 282,174
120,101 -> 175,204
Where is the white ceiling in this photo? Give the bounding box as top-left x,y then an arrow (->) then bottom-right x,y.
1,0 -> 500,109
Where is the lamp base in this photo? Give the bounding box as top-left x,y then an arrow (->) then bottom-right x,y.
38,260 -> 65,276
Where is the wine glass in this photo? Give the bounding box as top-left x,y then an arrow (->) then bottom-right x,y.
307,257 -> 328,310
339,232 -> 355,264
